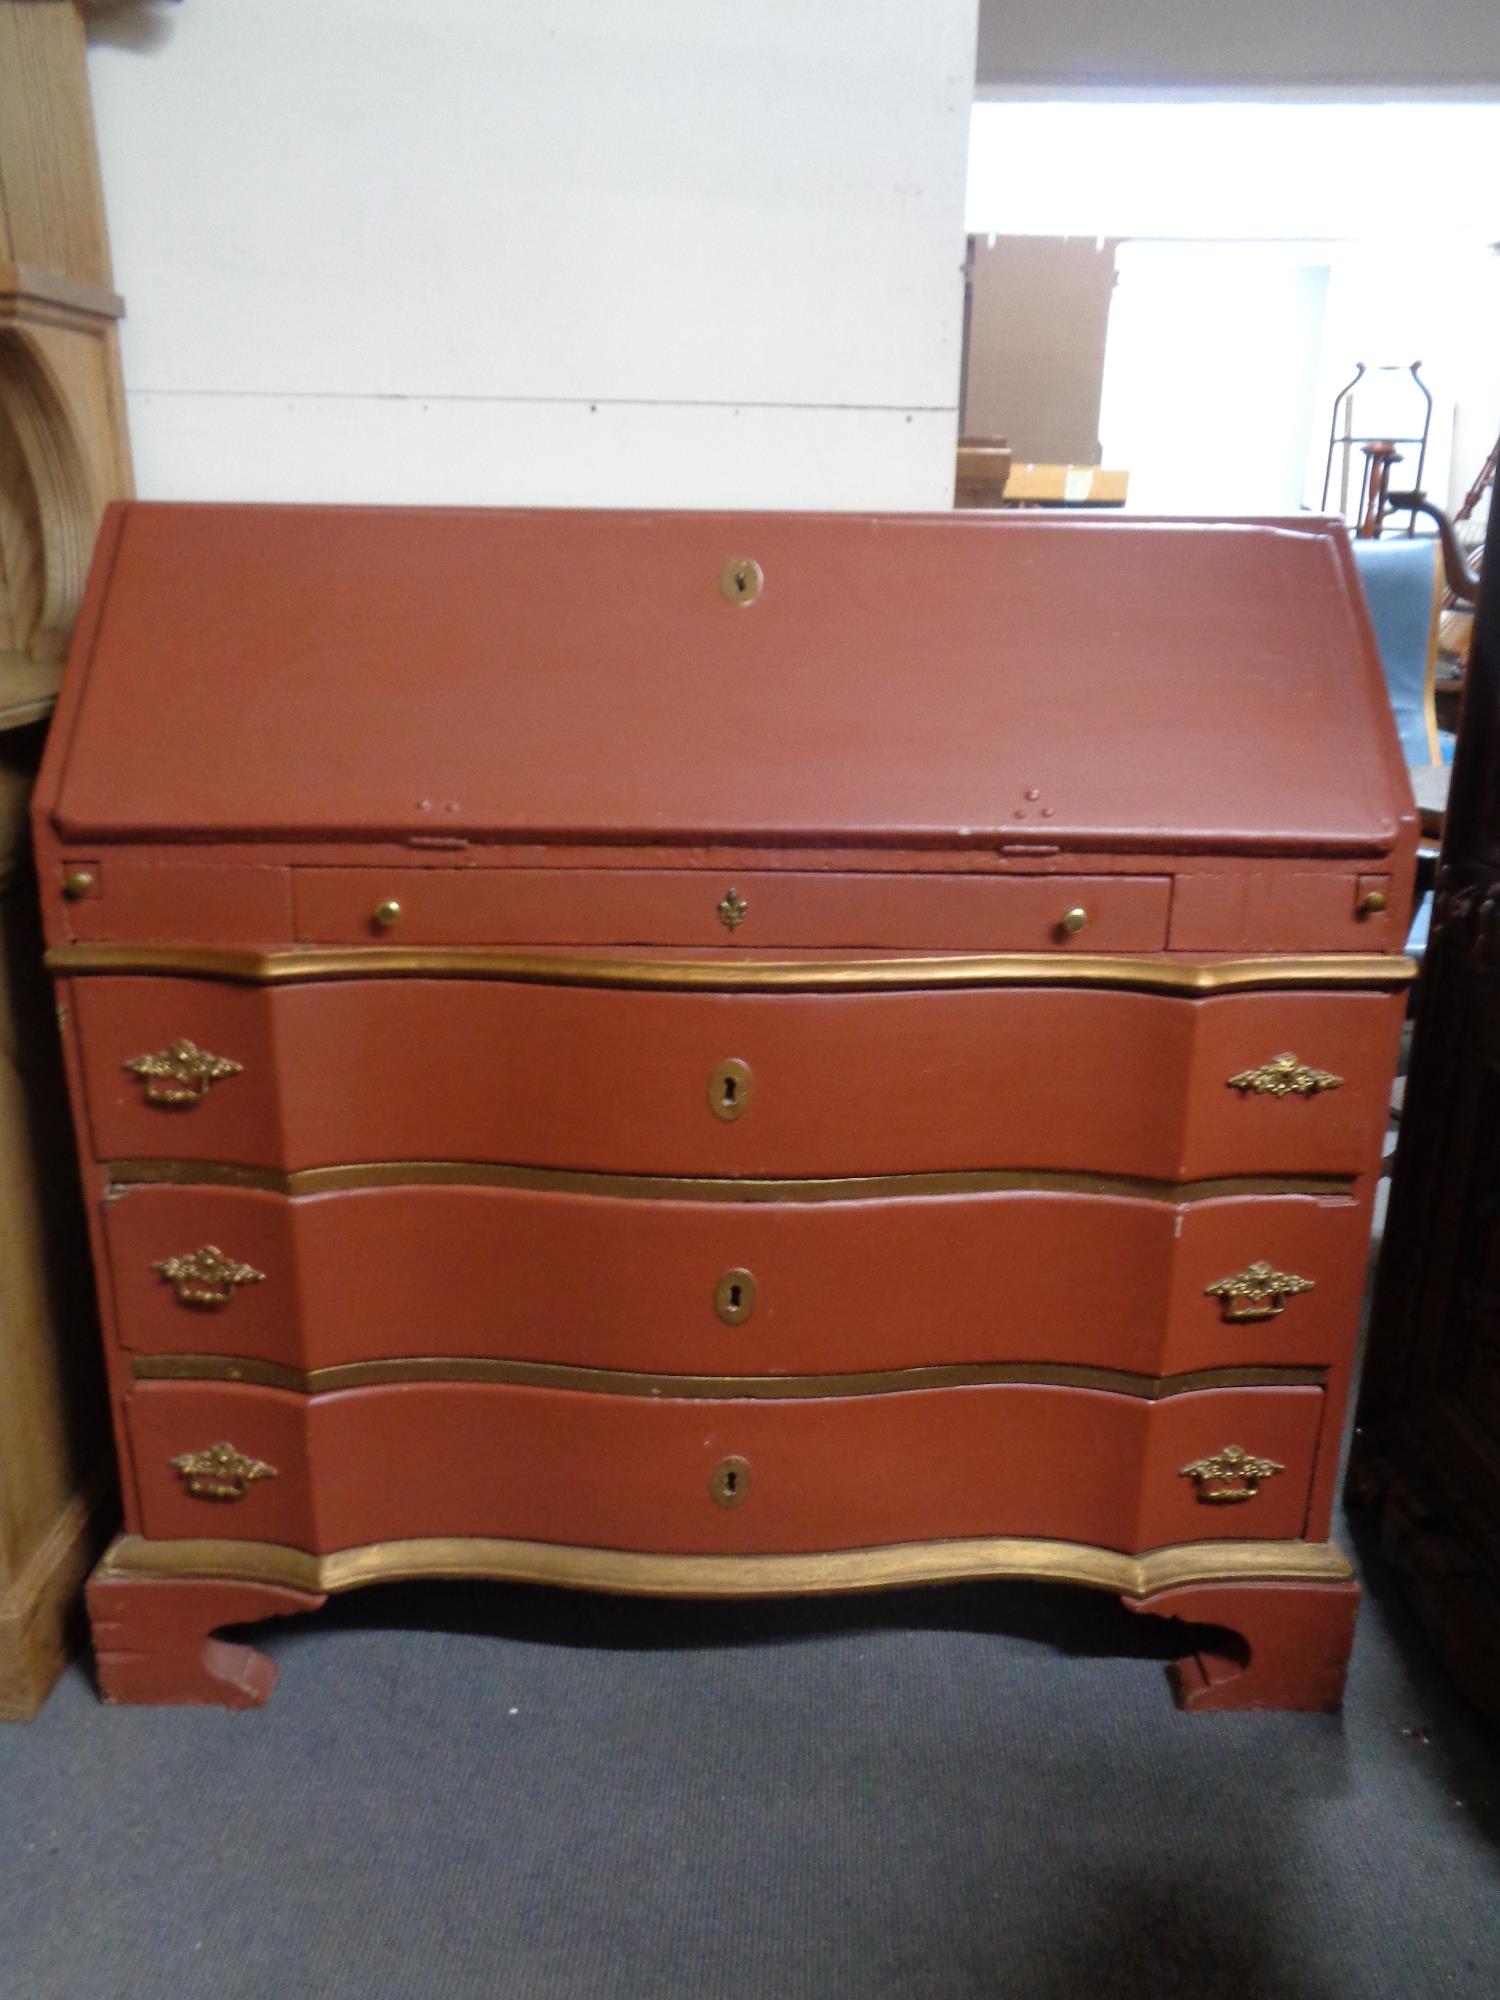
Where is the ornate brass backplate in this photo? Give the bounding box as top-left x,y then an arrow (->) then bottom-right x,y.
169,1441 -> 277,1501
152,1244 -> 265,1311
717,887 -> 749,932
1180,1444 -> 1285,1504
709,1456 -> 751,1508
124,1038 -> 242,1108
1226,1052 -> 1343,1097
1205,1260 -> 1315,1323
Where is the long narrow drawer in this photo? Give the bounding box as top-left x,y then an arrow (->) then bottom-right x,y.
292,868 -> 1172,951
106,1181 -> 1370,1378
125,1380 -> 1324,1556
74,975 -> 1404,1179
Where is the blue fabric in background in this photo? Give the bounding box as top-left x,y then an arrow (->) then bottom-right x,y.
1349,536 -> 1446,767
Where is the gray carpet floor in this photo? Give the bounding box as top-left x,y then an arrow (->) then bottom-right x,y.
2,1509 -> 1498,2000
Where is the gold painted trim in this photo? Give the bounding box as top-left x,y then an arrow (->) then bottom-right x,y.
102,1158 -> 1358,1206
47,942 -> 1418,994
130,1353 -> 1327,1401
94,1530 -> 1355,1602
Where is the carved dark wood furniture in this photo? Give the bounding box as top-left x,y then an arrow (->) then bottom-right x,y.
1351,495 -> 1500,1725
35,503 -> 1415,1709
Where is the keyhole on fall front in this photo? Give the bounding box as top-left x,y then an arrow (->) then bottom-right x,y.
719,557 -> 763,606
723,1075 -> 737,1107
728,1281 -> 741,1310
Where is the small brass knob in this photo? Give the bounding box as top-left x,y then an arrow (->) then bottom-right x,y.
372,899 -> 402,930
1358,890 -> 1388,916
1060,907 -> 1088,936
62,870 -> 94,901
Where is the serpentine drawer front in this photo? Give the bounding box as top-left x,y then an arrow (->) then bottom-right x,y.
35,503 -> 1417,1710
124,1379 -> 1325,1556
73,974 -> 1405,1181
104,1179 -> 1371,1379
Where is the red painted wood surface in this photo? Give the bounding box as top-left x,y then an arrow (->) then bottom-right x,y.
74,976 -> 1405,1180
61,860 -> 293,947
1125,1576 -> 1360,1712
125,1379 -> 1323,1555
87,1569 -> 325,1708
290,869 -> 1171,951
1168,870 -> 1396,954
36,503 -> 1416,1708
105,1181 -> 1371,1378
42,506 -> 1410,860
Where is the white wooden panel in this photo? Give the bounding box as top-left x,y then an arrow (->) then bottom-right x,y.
122,394 -> 958,512
89,0 -> 975,409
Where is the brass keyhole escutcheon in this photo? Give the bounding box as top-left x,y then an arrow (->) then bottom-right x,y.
710,1456 -> 751,1508
709,1057 -> 752,1122
718,557 -> 763,606
714,1268 -> 757,1326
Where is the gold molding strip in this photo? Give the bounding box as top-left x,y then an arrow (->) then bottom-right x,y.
95,1530 -> 1355,1602
129,1353 -> 1328,1401
102,1158 -> 1358,1206
48,943 -> 1418,994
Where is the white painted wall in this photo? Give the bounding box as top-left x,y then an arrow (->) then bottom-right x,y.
85,0 -> 977,509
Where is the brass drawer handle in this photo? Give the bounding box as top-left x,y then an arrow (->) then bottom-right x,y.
714,1268 -> 756,1326
62,869 -> 95,901
1226,1053 -> 1343,1097
153,1244 -> 265,1311
124,1038 -> 242,1107
1059,906 -> 1088,936
372,898 -> 402,930
709,1057 -> 752,1122
1180,1444 -> 1284,1505
169,1441 -> 277,1502
1205,1260 -> 1314,1324
709,1456 -> 750,1508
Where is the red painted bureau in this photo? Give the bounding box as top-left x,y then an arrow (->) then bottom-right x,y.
33,503 -> 1416,1710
